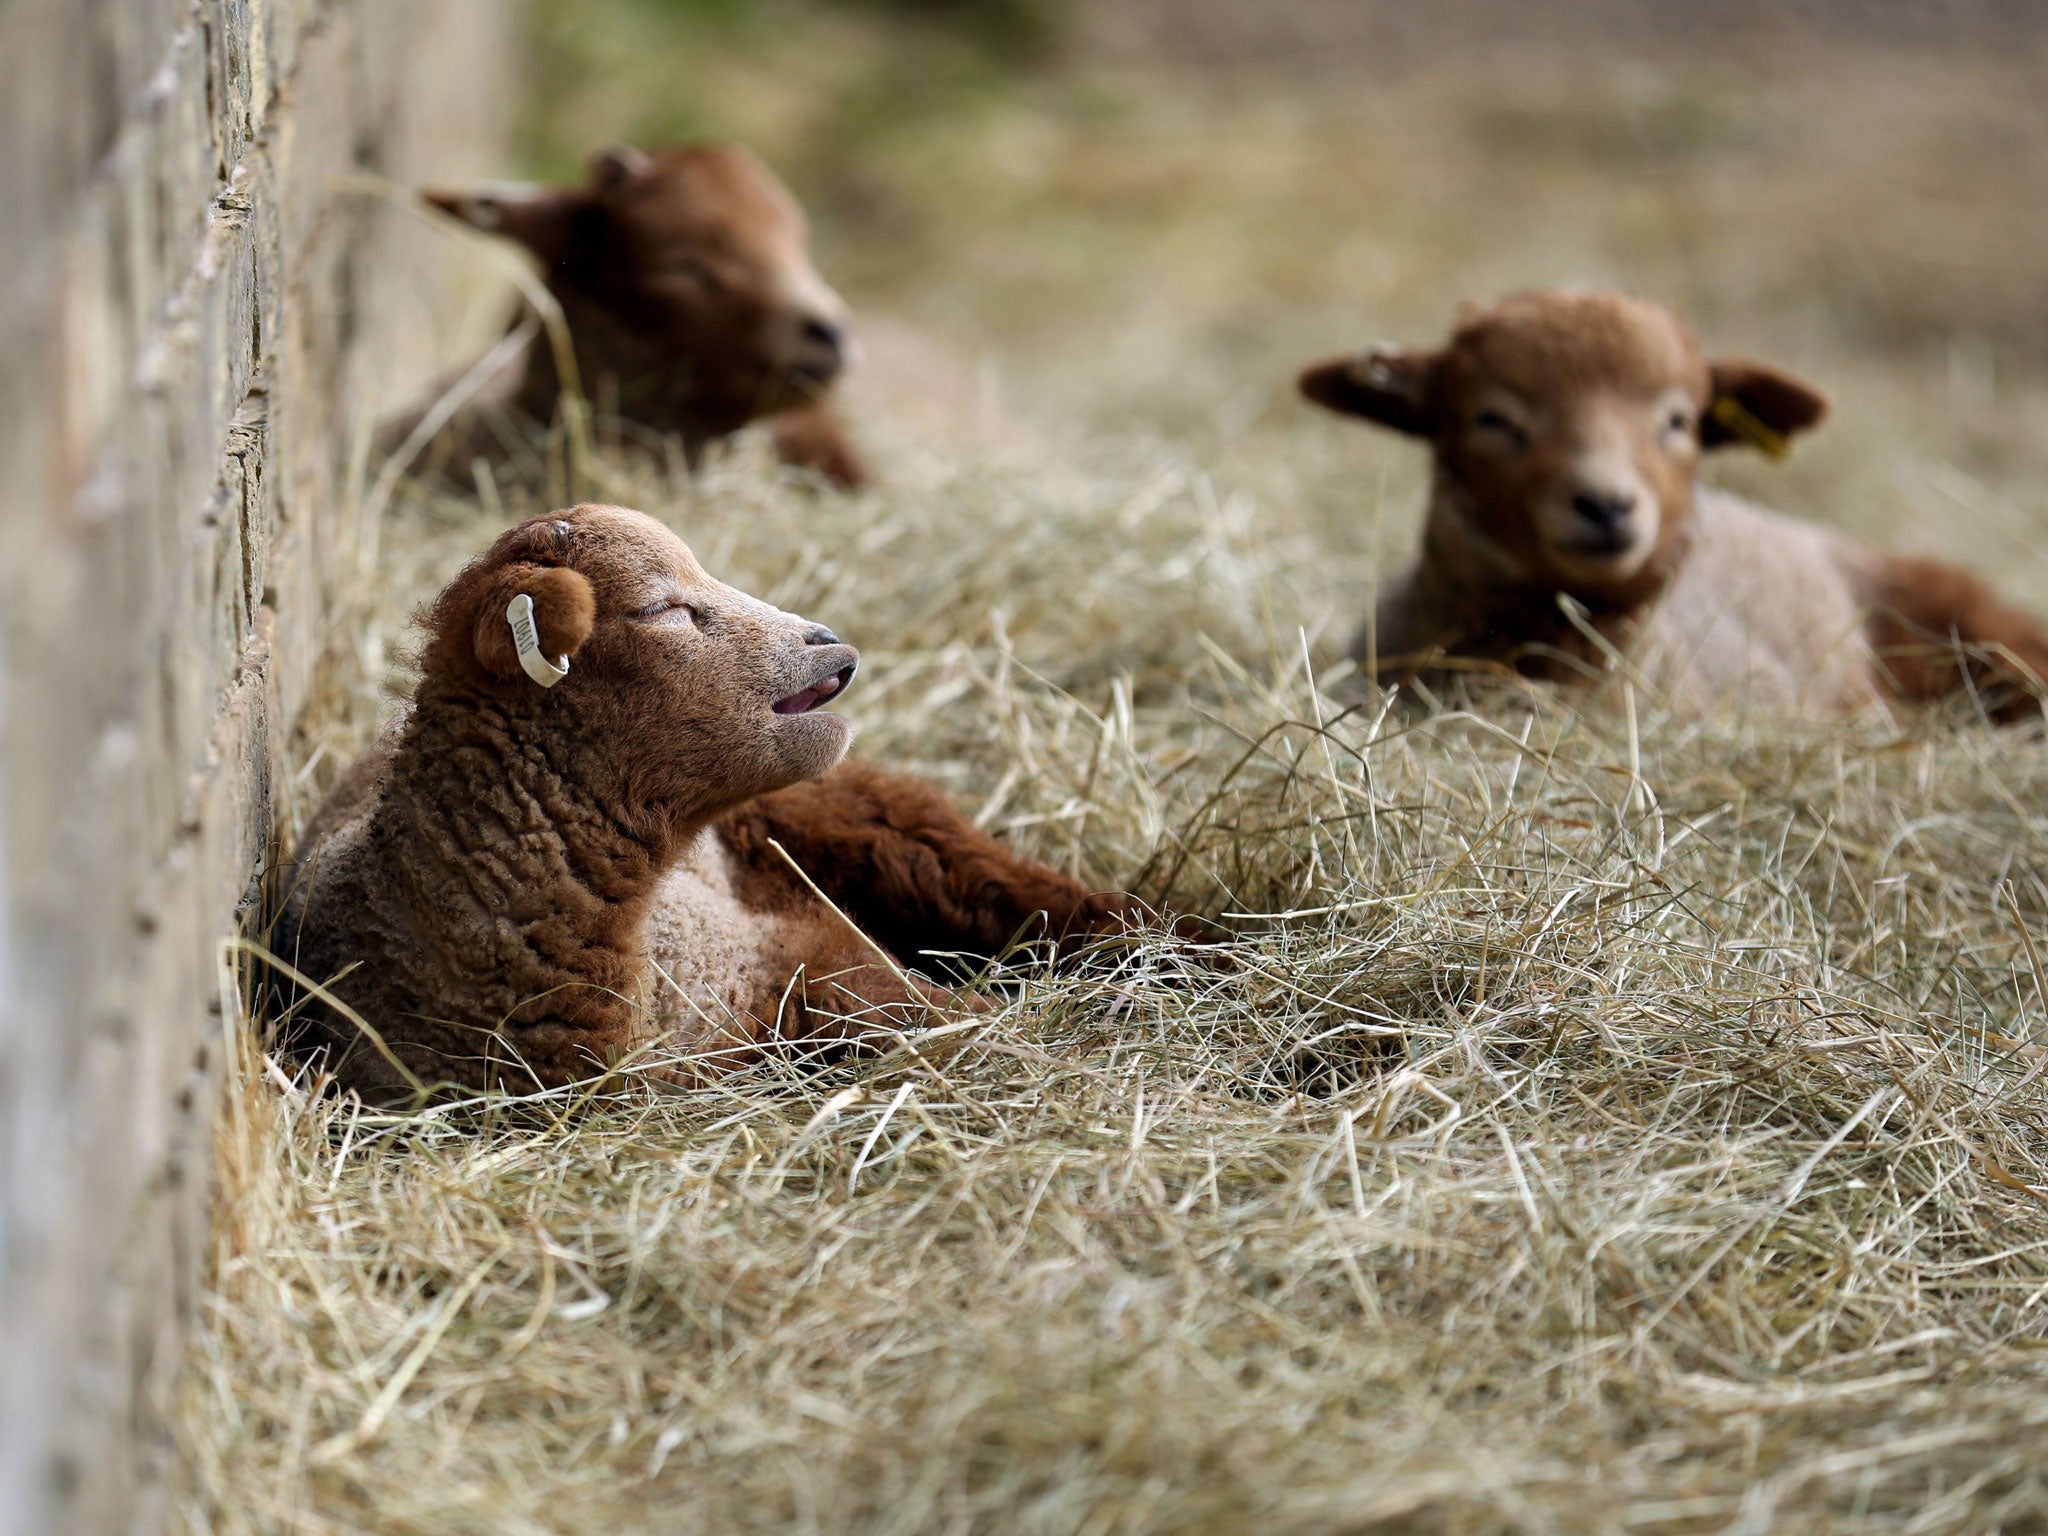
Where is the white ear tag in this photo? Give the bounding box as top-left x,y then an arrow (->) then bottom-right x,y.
505,592 -> 570,688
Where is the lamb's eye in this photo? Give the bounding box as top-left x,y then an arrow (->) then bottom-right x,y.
633,597 -> 697,623
1664,408 -> 1694,437
666,256 -> 723,296
1472,409 -> 1526,445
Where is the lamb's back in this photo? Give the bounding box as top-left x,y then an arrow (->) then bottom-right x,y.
1639,490 -> 1883,715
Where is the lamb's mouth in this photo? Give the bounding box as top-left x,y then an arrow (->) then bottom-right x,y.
1558,529 -> 1638,558
773,663 -> 857,715
786,359 -> 841,395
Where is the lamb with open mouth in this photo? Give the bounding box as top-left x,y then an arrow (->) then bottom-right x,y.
773,658 -> 856,715
277,504 -> 1202,1100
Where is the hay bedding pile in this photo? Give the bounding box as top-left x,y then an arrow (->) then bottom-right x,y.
174,429 -> 2048,1534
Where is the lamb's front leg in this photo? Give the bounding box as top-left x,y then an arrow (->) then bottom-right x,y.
1349,555 -> 1466,684
718,760 -> 1153,970
767,402 -> 869,489
667,931 -> 979,1079
787,925 -> 989,1052
1863,552 -> 2048,723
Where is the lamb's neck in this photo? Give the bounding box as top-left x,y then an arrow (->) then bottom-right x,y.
518,288 -> 732,445
371,707 -> 699,1031
1418,485 -> 1526,604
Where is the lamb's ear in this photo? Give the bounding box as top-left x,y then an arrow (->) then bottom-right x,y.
471,564 -> 597,685
589,144 -> 654,191
1701,357 -> 1831,455
422,182 -> 584,269
1298,346 -> 1441,438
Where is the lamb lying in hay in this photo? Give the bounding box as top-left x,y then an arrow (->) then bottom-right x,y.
391,143 -> 869,488
277,505 -> 1183,1099
1299,288 -> 2048,721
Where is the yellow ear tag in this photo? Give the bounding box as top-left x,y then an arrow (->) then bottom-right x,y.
1709,396 -> 1791,460
506,592 -> 570,688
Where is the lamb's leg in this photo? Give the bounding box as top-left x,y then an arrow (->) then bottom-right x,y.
1863,552 -> 2048,724
718,761 -> 1157,969
1348,556 -> 1471,685
665,933 -> 982,1082
768,402 -> 869,490
790,933 -> 988,1049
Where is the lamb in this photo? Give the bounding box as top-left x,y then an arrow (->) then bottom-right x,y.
392,144 -> 868,488
1298,288 -> 2048,721
277,504 -> 1174,1099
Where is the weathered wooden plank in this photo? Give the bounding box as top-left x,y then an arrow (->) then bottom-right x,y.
0,3 -> 511,1533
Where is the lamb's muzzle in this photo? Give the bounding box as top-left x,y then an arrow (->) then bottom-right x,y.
774,652 -> 858,715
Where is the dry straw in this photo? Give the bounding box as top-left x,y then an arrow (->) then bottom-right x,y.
169,407 -> 2048,1534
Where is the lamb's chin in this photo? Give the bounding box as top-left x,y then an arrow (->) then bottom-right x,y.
1547,546 -> 1653,589
776,711 -> 854,778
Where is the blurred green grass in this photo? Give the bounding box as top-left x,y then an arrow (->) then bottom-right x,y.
519,0 -> 1064,181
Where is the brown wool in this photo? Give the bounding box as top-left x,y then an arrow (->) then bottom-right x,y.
278,505 -> 1175,1098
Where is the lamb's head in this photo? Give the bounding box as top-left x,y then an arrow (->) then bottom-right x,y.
419,505 -> 858,827
1300,289 -> 1829,599
426,144 -> 851,427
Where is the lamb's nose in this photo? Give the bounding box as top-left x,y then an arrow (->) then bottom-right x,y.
800,316 -> 845,363
1571,489 -> 1637,529
804,624 -> 842,647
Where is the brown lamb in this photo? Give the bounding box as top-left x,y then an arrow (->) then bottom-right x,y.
277,505 -> 1168,1099
1299,288 -> 2048,721
389,144 -> 868,488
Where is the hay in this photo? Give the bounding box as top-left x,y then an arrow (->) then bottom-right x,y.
171,52 -> 2048,1536
174,427 -> 2048,1533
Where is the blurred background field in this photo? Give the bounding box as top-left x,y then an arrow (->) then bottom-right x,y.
172,4 -> 2048,1532
521,0 -> 2048,579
